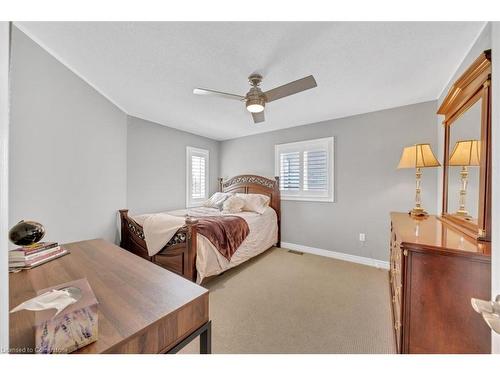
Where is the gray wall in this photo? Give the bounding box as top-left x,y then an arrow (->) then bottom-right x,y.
220,101 -> 438,261
9,27 -> 127,244
127,116 -> 220,214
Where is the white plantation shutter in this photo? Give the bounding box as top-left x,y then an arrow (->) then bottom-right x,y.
191,155 -> 206,199
275,137 -> 334,202
186,147 -> 209,207
280,151 -> 301,191
303,150 -> 328,192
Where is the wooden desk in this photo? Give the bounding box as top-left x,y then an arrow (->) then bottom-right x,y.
9,239 -> 210,354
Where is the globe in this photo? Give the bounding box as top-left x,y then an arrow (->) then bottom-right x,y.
9,220 -> 45,246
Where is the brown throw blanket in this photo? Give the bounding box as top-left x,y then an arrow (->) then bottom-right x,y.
196,216 -> 250,261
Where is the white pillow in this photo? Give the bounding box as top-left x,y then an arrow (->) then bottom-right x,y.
235,193 -> 270,214
222,196 -> 246,214
203,192 -> 233,209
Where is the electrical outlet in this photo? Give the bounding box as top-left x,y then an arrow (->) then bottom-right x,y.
359,233 -> 366,242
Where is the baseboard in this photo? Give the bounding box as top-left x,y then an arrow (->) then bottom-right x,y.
280,242 -> 390,270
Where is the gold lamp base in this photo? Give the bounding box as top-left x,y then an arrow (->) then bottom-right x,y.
455,209 -> 471,217
409,168 -> 428,218
455,209 -> 472,221
410,207 -> 428,217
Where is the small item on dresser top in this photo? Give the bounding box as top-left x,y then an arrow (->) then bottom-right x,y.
9,220 -> 45,246
10,278 -> 99,354
8,241 -> 69,272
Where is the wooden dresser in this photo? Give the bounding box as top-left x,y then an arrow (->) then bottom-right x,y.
389,212 -> 491,353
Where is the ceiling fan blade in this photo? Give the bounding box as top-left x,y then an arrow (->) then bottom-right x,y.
264,75 -> 317,103
193,88 -> 245,101
252,111 -> 265,124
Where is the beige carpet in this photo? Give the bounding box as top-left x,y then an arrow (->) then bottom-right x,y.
180,247 -> 396,354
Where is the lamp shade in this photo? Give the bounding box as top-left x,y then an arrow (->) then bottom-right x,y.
449,140 -> 480,166
397,144 -> 441,169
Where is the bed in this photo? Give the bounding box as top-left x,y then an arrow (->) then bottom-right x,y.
119,175 -> 281,283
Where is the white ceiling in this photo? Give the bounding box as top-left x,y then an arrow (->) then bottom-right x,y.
15,22 -> 485,140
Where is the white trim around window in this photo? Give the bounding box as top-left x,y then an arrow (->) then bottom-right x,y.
186,146 -> 209,208
275,137 -> 334,202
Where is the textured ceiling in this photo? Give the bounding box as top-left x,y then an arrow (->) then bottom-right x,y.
15,22 -> 485,140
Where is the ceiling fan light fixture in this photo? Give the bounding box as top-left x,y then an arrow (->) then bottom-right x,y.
193,73 -> 317,123
246,97 -> 265,113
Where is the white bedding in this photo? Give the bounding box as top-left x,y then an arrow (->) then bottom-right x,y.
132,206 -> 278,283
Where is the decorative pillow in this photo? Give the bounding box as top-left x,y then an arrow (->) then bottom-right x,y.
222,196 -> 246,214
203,192 -> 233,210
235,193 -> 270,214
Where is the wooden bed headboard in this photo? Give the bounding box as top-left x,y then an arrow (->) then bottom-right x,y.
219,175 -> 281,246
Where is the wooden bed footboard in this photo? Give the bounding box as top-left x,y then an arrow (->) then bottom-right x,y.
119,209 -> 198,282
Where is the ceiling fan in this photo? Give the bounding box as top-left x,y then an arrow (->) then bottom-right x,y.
193,74 -> 317,124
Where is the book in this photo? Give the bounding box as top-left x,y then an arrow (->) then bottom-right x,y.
28,249 -> 68,267
9,249 -> 69,269
10,242 -> 59,256
21,247 -> 64,265
9,248 -> 69,270
9,246 -> 61,261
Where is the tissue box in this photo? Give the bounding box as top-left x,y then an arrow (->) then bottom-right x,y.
35,278 -> 98,354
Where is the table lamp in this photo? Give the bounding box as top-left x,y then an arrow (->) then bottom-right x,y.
448,139 -> 480,217
398,143 -> 440,217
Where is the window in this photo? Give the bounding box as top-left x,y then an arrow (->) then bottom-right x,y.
275,137 -> 334,202
186,146 -> 209,207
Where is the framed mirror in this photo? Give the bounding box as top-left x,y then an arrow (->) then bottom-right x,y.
438,50 -> 491,241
